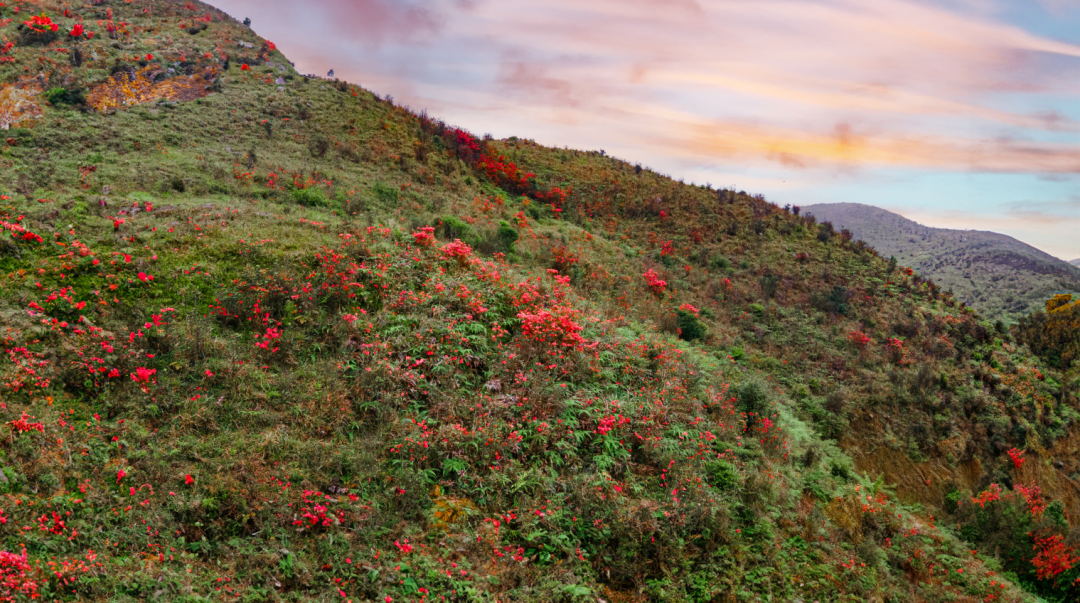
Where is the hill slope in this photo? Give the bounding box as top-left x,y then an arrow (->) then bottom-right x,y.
803,203 -> 1080,322
1,2 -> 1079,602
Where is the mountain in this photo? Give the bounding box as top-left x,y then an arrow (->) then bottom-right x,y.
1072,259 -> 1080,267
803,203 -> 1080,321
1,2 -> 1078,601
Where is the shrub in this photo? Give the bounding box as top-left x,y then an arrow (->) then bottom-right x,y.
43,86 -> 86,106
291,186 -> 329,207
440,215 -> 476,244
496,220 -> 518,253
372,182 -> 398,205
676,309 -> 706,341
711,254 -> 732,271
759,273 -> 780,299
735,379 -> 770,417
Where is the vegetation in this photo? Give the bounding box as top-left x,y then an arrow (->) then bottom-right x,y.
0,1 -> 1078,602
803,203 -> 1080,323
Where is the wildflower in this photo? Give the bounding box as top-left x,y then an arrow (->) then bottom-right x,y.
116,469 -> 127,483
131,367 -> 156,383
113,218 -> 125,231
69,24 -> 84,37
137,272 -> 154,282
240,64 -> 250,71
185,475 -> 194,486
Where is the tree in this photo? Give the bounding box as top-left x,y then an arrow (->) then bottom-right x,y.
1017,294 -> 1080,368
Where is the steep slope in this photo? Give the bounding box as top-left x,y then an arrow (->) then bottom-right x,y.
1,2 -> 1078,602
803,203 -> 1080,322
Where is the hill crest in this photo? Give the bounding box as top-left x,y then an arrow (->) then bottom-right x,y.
803,202 -> 1080,321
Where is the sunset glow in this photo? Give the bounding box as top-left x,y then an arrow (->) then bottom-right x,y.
215,0 -> 1080,258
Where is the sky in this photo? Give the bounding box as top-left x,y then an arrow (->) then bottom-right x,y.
213,0 -> 1080,260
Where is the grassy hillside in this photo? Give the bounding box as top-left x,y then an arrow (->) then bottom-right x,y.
1,1 -> 1079,602
803,203 -> 1080,323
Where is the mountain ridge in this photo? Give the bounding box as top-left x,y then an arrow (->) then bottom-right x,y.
803,202 -> 1080,321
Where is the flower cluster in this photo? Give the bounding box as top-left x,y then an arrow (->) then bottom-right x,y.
412,226 -> 435,248
971,483 -> 1002,508
1014,482 -> 1046,517
0,549 -> 38,601
847,330 -> 871,348
643,269 -> 667,296
1007,447 -> 1025,469
130,367 -> 156,384
517,306 -> 585,352
23,14 -> 59,34
1031,534 -> 1079,583
678,303 -> 699,317
440,239 -> 473,266
8,412 -> 44,434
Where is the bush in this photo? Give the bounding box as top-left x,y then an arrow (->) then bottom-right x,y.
710,255 -> 732,271
676,309 -> 706,341
372,182 -> 398,205
43,87 -> 86,107
759,273 -> 780,299
496,220 -> 519,253
440,215 -> 476,244
735,379 -> 770,417
291,186 -> 329,207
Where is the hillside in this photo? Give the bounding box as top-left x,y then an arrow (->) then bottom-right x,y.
803,203 -> 1080,323
1,2 -> 1079,602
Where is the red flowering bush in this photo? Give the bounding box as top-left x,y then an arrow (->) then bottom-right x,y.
1032,534 -> 1080,583
130,367 -> 156,384
440,239 -> 473,267
8,412 -> 44,434
848,330 -> 871,350
23,14 -> 59,34
1007,447 -> 1025,469
517,306 -> 585,353
0,549 -> 38,601
971,483 -> 1002,508
643,269 -> 667,296
412,226 -> 435,248
1015,482 -> 1047,517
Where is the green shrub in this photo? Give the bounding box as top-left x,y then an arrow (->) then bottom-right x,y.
440,215 -> 476,244
705,460 -> 738,491
291,186 -> 329,207
372,182 -> 398,205
676,310 -> 706,341
497,220 -> 519,253
710,255 -> 732,271
735,379 -> 770,417
44,87 -> 87,106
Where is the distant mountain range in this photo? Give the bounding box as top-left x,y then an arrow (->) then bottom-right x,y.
1072,259 -> 1080,267
803,203 -> 1080,322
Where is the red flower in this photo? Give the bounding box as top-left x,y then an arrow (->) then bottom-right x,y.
185,474 -> 194,486
145,53 -> 153,61
70,23 -> 84,37
240,64 -> 250,71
